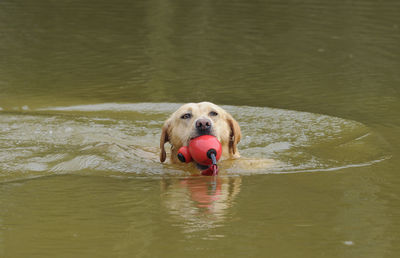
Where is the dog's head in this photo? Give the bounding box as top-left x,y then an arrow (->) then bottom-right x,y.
160,102 -> 241,163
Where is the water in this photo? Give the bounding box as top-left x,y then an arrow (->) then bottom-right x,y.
0,0 -> 399,257
0,103 -> 390,181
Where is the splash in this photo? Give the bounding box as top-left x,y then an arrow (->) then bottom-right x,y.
0,103 -> 390,182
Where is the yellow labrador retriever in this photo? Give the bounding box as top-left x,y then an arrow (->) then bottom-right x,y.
160,102 -> 241,169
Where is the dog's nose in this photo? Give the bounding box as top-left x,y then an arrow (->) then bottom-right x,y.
195,118 -> 212,131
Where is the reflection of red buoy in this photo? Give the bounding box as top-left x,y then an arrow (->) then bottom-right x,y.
177,135 -> 222,165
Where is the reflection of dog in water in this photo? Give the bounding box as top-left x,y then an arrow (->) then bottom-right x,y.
161,176 -> 242,232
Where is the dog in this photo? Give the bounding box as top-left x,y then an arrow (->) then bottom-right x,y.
160,102 -> 241,170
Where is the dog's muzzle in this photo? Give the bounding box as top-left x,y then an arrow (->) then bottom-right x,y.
195,118 -> 212,134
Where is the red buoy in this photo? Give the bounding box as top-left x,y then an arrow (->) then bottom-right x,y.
188,135 -> 221,165
177,135 -> 222,165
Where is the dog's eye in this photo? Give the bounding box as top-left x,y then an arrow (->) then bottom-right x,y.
209,111 -> 218,116
181,113 -> 192,119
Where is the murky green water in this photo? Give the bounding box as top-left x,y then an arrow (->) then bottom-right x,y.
0,0 -> 399,257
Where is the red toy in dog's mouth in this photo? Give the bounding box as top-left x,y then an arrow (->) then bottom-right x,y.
177,135 -> 222,176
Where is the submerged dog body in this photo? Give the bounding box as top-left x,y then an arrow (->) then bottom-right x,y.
160,102 -> 241,166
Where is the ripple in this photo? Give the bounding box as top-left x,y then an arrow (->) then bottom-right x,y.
0,103 -> 390,182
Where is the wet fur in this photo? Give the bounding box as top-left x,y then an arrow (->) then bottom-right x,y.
160,102 -> 241,164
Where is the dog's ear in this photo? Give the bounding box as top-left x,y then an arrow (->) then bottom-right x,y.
160,120 -> 170,162
227,114 -> 241,156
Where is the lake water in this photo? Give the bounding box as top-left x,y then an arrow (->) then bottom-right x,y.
0,0 -> 399,257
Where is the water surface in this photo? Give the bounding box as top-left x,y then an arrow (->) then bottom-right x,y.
0,0 -> 399,257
